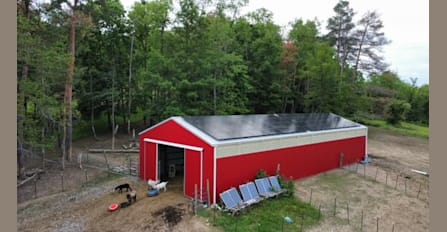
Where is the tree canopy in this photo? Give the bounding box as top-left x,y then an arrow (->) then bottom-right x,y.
17,0 -> 429,173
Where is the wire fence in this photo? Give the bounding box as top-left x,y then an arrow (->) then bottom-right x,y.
342,162 -> 429,203
194,163 -> 428,232
18,150 -> 139,202
293,164 -> 429,232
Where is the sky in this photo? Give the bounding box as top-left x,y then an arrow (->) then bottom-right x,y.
120,0 -> 429,86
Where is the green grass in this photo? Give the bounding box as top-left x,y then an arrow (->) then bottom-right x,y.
353,118 -> 428,139
200,196 -> 321,232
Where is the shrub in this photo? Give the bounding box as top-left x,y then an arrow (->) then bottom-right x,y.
255,169 -> 268,179
385,99 -> 411,125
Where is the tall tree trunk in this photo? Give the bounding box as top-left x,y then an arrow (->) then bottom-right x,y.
112,59 -> 116,150
90,67 -> 98,140
18,64 -> 28,178
353,25 -> 368,80
41,127 -> 46,170
63,0 -> 78,165
128,35 -> 134,136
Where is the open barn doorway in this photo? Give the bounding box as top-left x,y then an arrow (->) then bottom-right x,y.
157,144 -> 185,193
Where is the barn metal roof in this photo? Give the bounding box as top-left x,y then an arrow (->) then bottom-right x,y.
180,113 -> 362,141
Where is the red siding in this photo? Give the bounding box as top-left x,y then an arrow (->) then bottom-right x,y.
216,136 -> 366,197
184,150 -> 201,198
139,120 -> 215,202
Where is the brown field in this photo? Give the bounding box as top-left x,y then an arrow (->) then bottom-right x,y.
17,126 -> 428,231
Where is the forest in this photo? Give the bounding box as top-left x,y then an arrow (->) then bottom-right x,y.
17,0 -> 429,176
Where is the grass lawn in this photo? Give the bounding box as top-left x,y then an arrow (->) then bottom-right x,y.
353,118 -> 428,139
199,196 -> 321,232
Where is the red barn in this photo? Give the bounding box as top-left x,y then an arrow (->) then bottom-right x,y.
139,113 -> 367,205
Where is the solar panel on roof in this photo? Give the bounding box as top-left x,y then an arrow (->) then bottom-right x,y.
182,113 -> 361,141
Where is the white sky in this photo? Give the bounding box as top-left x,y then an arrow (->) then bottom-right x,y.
121,0 -> 429,86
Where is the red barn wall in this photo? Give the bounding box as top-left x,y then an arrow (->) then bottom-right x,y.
216,136 -> 366,197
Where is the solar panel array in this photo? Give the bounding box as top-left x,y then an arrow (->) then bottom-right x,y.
182,113 -> 361,141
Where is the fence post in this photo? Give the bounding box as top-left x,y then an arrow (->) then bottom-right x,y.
333,197 -> 337,217
61,172 -> 64,192
395,175 -> 399,189
33,178 -> 37,198
392,223 -> 395,232
129,158 -> 132,175
417,183 -> 422,198
213,206 -> 216,226
374,168 -> 378,182
404,178 -> 407,194
376,217 -> 379,232
207,179 -> 211,206
385,172 -> 388,185
347,202 -> 350,224
318,205 -> 321,220
309,188 -> 313,204
301,214 -> 304,231
194,184 -> 198,215
281,217 -> 284,232
361,209 -> 364,232
84,169 -> 88,184
363,164 -> 366,178
339,153 -> 344,168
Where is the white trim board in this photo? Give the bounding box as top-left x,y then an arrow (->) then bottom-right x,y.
144,138 -> 203,152
215,127 -> 367,159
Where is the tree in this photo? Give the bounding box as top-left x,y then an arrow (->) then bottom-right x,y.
288,19 -> 320,113
238,9 -> 283,113
326,0 -> 356,74
279,40 -> 298,112
353,11 -> 390,78
18,0 -> 68,174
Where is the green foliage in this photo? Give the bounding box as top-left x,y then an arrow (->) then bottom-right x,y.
278,176 -> 296,198
255,169 -> 268,179
366,71 -> 428,125
203,197 -> 320,232
355,118 -> 428,139
385,99 -> 411,125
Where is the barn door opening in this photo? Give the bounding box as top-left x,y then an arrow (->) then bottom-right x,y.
157,144 -> 185,193
144,138 -> 204,199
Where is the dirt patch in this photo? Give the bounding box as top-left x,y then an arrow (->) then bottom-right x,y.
152,205 -> 186,228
